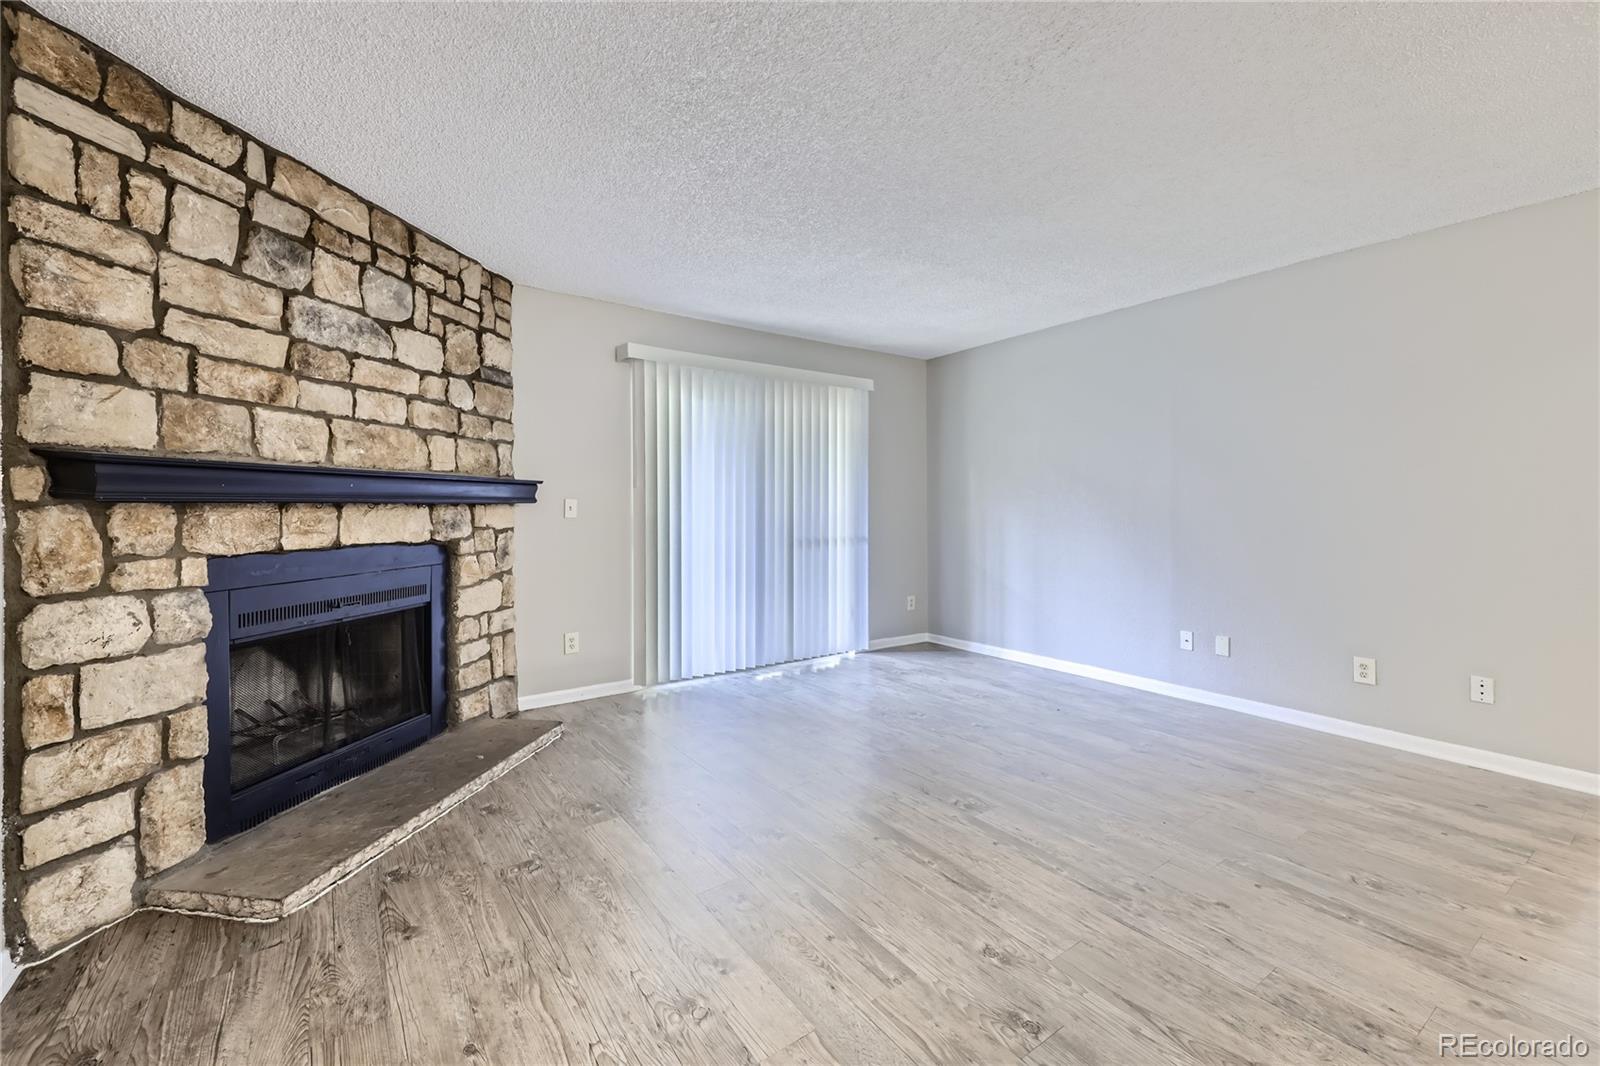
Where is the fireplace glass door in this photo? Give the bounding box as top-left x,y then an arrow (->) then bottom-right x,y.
203,545 -> 447,841
229,606 -> 429,792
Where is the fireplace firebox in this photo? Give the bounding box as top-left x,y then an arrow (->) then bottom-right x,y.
202,545 -> 447,840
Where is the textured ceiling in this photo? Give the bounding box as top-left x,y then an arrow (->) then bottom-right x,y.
34,2 -> 1599,358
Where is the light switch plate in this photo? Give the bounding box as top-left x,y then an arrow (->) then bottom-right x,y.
563,498 -> 578,519
1214,635 -> 1231,657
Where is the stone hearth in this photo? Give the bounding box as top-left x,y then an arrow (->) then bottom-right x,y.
3,8 -> 527,963
147,716 -> 561,920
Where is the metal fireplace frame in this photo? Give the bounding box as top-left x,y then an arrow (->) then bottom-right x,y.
202,544 -> 448,841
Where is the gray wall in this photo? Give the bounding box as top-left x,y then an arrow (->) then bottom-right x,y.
512,290 -> 928,695
928,192 -> 1599,773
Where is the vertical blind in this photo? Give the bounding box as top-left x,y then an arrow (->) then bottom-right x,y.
633,356 -> 869,683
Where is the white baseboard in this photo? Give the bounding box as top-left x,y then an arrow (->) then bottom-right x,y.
867,632 -> 933,651
519,679 -> 640,711
925,634 -> 1600,796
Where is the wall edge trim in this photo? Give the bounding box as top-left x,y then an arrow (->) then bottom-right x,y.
924,634 -> 1600,795
518,679 -> 641,711
867,633 -> 934,650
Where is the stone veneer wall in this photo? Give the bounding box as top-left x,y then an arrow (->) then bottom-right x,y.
2,8 -> 521,961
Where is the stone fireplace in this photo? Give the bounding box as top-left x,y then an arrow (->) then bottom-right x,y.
3,8 -> 532,962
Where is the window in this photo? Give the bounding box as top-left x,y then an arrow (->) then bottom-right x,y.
624,345 -> 870,683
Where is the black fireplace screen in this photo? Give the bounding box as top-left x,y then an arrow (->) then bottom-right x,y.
228,606 -> 428,792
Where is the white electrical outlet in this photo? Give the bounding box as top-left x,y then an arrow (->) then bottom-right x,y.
563,498 -> 578,519
1353,656 -> 1376,685
906,595 -> 917,612
563,631 -> 580,655
1471,675 -> 1495,704
1179,630 -> 1193,651
1214,635 -> 1231,657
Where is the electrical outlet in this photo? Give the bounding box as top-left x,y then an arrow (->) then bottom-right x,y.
1353,656 -> 1376,685
1214,635 -> 1231,657
563,497 -> 578,519
1179,630 -> 1193,651
1471,675 -> 1495,704
906,595 -> 917,612
563,631 -> 580,655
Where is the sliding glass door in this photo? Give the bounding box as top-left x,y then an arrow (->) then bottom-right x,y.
628,350 -> 869,683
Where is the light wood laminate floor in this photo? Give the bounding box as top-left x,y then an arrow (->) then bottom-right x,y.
4,644 -> 1597,1065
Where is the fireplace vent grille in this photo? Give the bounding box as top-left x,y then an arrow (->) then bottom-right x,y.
236,583 -> 428,631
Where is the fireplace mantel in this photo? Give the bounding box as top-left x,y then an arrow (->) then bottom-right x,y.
33,449 -> 542,505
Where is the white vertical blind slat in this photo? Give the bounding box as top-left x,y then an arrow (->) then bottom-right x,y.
667,364 -> 683,680
640,362 -> 658,685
